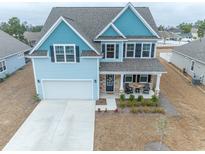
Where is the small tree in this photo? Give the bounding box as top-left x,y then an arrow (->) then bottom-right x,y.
197,26 -> 204,41
156,116 -> 168,150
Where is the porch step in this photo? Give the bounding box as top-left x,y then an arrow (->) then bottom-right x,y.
95,98 -> 117,111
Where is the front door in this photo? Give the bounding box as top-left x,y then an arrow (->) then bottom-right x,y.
106,74 -> 114,92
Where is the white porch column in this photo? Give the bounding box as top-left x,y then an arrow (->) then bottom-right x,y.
120,74 -> 124,93
155,74 -> 162,96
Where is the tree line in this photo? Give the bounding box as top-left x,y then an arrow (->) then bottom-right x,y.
0,17 -> 43,43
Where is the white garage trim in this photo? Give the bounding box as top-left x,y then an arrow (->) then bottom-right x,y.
41,79 -> 94,100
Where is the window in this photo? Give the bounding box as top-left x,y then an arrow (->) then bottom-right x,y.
106,44 -> 115,59
191,60 -> 195,71
139,75 -> 148,83
0,61 -> 6,72
54,44 -> 76,63
142,44 -> 151,58
126,43 -> 135,58
125,75 -> 133,83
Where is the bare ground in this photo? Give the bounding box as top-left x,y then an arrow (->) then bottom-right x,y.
94,49 -> 205,151
0,63 -> 38,150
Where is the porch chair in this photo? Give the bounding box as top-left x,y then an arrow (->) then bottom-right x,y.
142,83 -> 150,94
124,83 -> 133,94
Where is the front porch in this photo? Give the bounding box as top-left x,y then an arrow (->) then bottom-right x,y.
99,73 -> 162,99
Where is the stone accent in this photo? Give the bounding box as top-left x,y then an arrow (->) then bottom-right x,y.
114,74 -> 120,94
100,74 -> 106,93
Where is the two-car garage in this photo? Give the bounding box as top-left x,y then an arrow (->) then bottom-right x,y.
42,79 -> 94,100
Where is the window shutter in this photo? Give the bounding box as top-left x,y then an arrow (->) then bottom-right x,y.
50,46 -> 55,62
151,44 -> 155,57
137,75 -> 140,83
116,44 -> 119,59
76,46 -> 80,62
133,75 -> 136,82
148,75 -> 151,82
123,43 -> 126,57
102,44 -> 105,58
135,43 -> 142,57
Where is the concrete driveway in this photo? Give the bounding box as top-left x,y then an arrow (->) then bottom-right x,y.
3,100 -> 95,151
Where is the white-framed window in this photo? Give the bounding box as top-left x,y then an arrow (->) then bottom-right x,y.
142,43 -> 151,58
54,44 -> 76,63
106,44 -> 115,59
125,74 -> 133,83
0,60 -> 6,73
126,43 -> 135,58
139,74 -> 148,83
191,60 -> 195,71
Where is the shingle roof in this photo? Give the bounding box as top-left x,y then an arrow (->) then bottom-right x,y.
81,50 -> 101,57
100,59 -> 166,72
40,6 -> 159,51
23,31 -> 41,42
173,37 -> 205,63
29,50 -> 48,57
0,30 -> 31,59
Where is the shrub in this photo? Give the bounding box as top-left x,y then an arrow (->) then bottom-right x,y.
137,95 -> 144,102
141,99 -> 147,107
129,94 -> 135,102
154,108 -> 165,114
120,93 -> 125,102
130,107 -> 137,113
32,94 -> 41,102
143,107 -> 151,113
151,95 -> 159,103
119,101 -> 126,109
135,101 -> 141,107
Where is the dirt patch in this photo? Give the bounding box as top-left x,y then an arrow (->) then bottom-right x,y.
96,98 -> 107,105
94,49 -> 205,150
0,63 -> 38,150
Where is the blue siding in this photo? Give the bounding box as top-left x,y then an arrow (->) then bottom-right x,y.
0,54 -> 25,78
38,21 -> 92,54
34,20 -> 99,100
101,26 -> 120,36
113,7 -> 154,36
34,58 -> 98,99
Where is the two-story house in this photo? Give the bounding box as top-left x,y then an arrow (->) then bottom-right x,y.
29,3 -> 166,100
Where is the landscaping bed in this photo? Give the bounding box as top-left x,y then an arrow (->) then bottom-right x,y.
116,94 -> 165,114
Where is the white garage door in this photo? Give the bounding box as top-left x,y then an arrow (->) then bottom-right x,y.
42,80 -> 93,100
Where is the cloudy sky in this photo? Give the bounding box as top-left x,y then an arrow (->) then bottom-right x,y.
0,2 -> 205,27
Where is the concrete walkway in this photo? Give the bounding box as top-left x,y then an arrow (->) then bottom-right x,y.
96,98 -> 117,111
4,100 -> 95,151
160,93 -> 180,117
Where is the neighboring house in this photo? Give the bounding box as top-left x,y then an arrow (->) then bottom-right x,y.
0,30 -> 31,79
28,3 -> 166,100
171,37 -> 205,84
159,31 -> 181,41
167,27 -> 181,35
24,31 -> 41,47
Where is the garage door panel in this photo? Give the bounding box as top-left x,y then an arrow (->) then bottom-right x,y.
43,80 -> 93,100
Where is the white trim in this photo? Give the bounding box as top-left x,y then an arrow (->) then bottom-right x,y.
31,59 -> 39,94
41,79 -> 94,100
139,74 -> 149,83
102,43 -> 118,60
26,56 -> 49,59
30,16 -> 100,55
97,59 -> 100,99
0,60 -> 7,73
141,43 -> 152,58
53,44 -> 76,63
81,56 -> 102,59
111,24 -> 126,38
95,3 -> 160,39
125,42 -> 136,58
100,71 -> 167,75
94,38 -> 159,42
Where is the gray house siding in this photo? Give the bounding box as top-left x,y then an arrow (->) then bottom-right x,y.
0,53 -> 26,78
171,52 -> 205,85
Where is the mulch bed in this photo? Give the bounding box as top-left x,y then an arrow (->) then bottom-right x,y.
96,98 -> 107,105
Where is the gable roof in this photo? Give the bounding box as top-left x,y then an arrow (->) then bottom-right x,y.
173,37 -> 205,64
39,5 -> 159,51
95,3 -> 159,39
0,30 -> 31,59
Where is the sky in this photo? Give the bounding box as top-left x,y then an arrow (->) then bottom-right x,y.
0,2 -> 205,27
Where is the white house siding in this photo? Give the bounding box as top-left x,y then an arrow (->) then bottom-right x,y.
0,53 -> 25,78
171,52 -> 205,85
